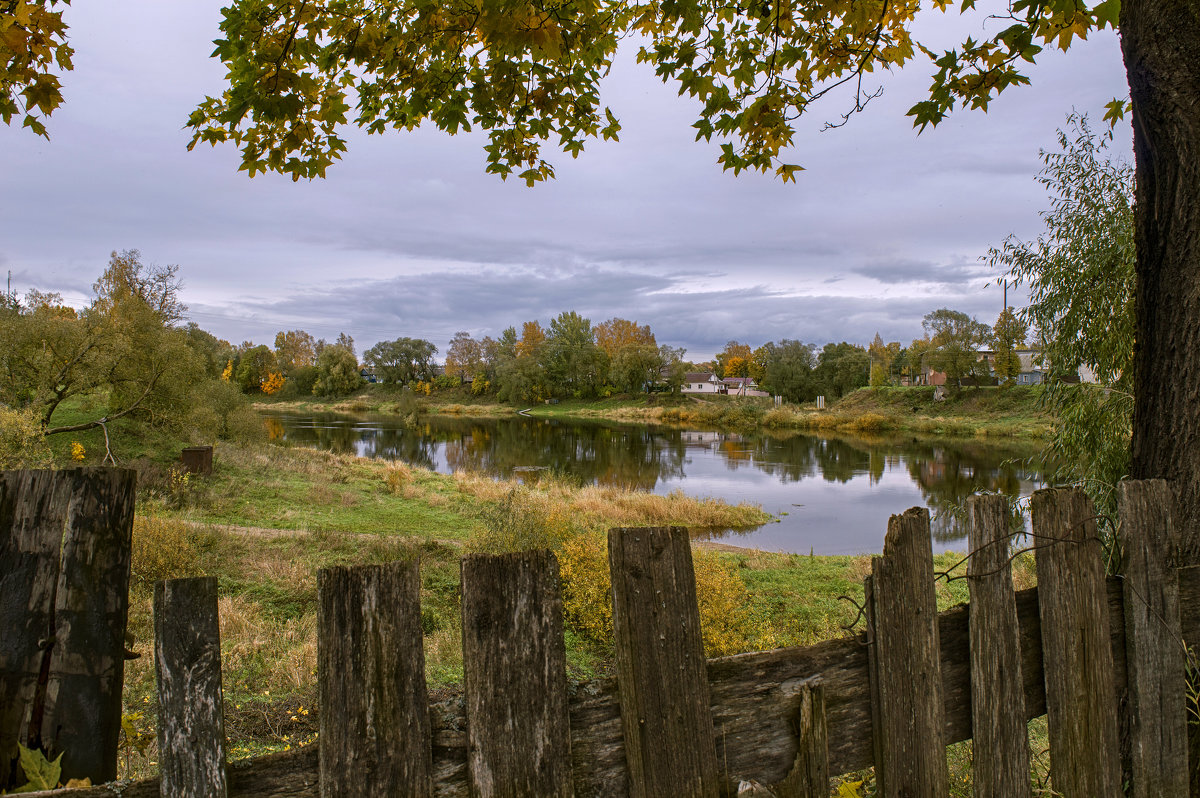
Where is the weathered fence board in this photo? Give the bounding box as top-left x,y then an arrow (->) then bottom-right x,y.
1118,479 -> 1189,797
1032,488 -> 1122,797
774,678 -> 828,798
866,507 -> 947,798
0,468 -> 136,788
965,495 -> 1031,798
25,567 -> 1200,798
460,550 -> 572,798
317,561 -> 432,798
608,527 -> 719,798
154,577 -> 228,797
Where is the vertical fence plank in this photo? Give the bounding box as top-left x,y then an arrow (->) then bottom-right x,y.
775,678 -> 829,798
155,577 -> 228,797
608,527 -> 719,798
867,507 -> 947,798
317,560 -> 431,798
1118,479 -> 1188,797
0,469 -> 136,787
1032,488 -> 1122,797
0,470 -> 68,790
966,495 -> 1032,798
461,550 -> 572,798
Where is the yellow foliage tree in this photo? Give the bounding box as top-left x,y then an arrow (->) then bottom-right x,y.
261,371 -> 286,395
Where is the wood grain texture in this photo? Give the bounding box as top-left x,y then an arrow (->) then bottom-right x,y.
966,495 -> 1031,798
0,470 -> 68,790
1032,488 -> 1122,797
0,469 -> 136,787
1117,479 -> 1188,798
774,678 -> 828,798
317,561 -> 432,798
608,527 -> 718,798
29,567 -> 1200,798
461,550 -> 572,797
867,507 -> 947,798
154,577 -> 228,797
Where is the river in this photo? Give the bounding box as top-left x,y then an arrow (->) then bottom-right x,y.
261,410 -> 1046,555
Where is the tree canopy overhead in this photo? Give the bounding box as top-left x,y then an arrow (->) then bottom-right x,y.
172,0 -> 1122,184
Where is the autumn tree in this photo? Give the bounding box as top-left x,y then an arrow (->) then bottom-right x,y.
595,317 -> 660,393
274,329 -> 317,371
364,337 -> 437,384
922,309 -> 992,391
0,251 -> 204,445
992,307 -> 1028,384
714,341 -> 753,379
234,344 -> 279,393
867,332 -> 897,387
444,331 -> 486,381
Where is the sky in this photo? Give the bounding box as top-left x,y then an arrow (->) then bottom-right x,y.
1,2 -> 1133,362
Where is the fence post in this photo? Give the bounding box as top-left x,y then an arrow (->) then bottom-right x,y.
866,507 -> 947,798
0,468 -> 136,788
965,495 -> 1031,798
154,577 -> 228,797
1118,479 -> 1188,797
774,677 -> 829,798
317,560 -> 432,798
1031,488 -> 1121,797
608,527 -> 719,798
460,550 -> 573,797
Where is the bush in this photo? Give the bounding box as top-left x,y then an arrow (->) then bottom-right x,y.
131,515 -> 202,589
0,405 -> 52,468
280,366 -> 318,398
472,485 -> 575,553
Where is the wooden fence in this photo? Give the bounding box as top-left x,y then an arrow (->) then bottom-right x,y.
2,469 -> 1195,797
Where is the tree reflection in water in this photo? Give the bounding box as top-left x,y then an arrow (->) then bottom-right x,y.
263,411 -> 1046,551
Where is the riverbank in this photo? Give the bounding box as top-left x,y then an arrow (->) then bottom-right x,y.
257,384 -> 1055,438
119,440 -> 1022,780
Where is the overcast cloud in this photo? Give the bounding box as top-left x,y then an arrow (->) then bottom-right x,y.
1,1 -> 1133,360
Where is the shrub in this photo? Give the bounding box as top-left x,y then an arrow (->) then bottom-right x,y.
131,516 -> 202,590
383,462 -> 412,495
472,485 -> 575,553
0,405 -> 52,469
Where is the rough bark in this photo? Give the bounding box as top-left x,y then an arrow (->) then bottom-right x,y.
1121,0 -> 1200,566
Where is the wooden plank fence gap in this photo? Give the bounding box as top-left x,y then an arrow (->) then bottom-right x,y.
965,494 -> 1031,798
460,550 -> 573,798
608,526 -> 719,798
317,560 -> 432,798
867,506 -> 947,798
154,576 -> 228,797
1032,487 -> 1122,797
1117,479 -> 1189,797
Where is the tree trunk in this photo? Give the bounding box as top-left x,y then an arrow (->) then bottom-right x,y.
1120,1 -> 1200,566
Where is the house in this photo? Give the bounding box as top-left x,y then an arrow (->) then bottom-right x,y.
681,372 -> 723,394
974,348 -> 1098,385
680,372 -> 769,397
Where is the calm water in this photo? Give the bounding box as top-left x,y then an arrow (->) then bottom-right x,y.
262,410 -> 1045,555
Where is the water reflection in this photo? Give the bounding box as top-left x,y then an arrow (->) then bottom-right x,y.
262,411 -> 1045,554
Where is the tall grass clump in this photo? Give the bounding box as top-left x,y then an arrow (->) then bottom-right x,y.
130,515 -> 203,590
